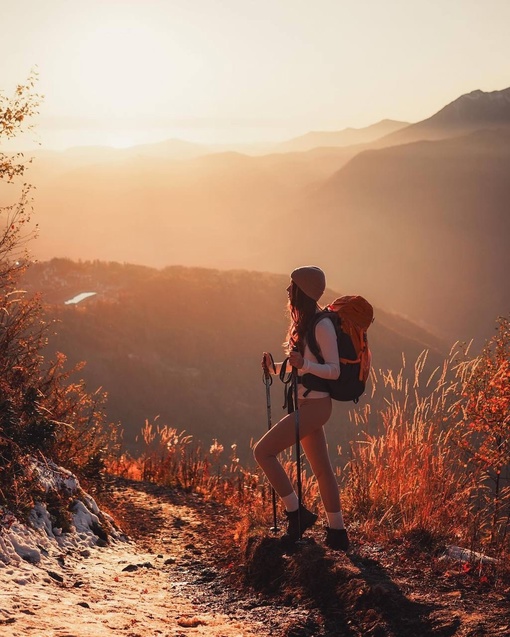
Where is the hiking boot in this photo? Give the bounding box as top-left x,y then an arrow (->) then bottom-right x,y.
283,505 -> 318,542
325,527 -> 350,551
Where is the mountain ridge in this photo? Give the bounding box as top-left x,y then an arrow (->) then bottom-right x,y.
380,86 -> 510,146
273,119 -> 410,153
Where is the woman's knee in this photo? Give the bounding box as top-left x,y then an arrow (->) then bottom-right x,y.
253,438 -> 278,467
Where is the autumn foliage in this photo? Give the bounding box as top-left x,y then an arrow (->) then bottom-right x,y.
0,76 -> 118,517
455,319 -> 510,478
452,318 -> 510,544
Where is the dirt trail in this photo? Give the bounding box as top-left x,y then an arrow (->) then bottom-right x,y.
0,480 -> 275,637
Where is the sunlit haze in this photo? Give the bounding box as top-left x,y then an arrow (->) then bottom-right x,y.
2,0 -> 510,149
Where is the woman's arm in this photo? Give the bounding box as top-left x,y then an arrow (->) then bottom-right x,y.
301,318 -> 340,380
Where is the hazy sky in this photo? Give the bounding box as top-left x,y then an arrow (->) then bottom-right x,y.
2,0 -> 510,147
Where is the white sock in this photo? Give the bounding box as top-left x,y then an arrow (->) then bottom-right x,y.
326,511 -> 345,530
282,492 -> 299,512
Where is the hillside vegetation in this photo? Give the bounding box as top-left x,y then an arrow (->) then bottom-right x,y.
0,77 -> 117,524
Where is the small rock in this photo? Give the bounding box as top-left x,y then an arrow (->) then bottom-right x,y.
122,562 -> 155,572
0,618 -> 16,626
21,552 -> 40,565
77,602 -> 90,608
177,617 -> 206,628
172,517 -> 186,528
47,571 -> 64,583
198,568 -> 217,582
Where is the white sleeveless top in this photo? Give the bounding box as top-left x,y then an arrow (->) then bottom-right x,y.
274,316 -> 340,399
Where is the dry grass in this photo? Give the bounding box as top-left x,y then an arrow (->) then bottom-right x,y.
344,339 -> 509,561
343,350 -> 467,539
108,419 -> 264,518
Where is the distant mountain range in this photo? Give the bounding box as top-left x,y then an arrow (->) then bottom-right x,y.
31,119 -> 408,163
22,85 -> 510,346
273,119 -> 409,153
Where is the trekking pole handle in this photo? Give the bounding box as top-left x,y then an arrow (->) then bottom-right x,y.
262,352 -> 275,384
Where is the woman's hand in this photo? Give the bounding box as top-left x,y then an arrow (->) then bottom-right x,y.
261,352 -> 275,375
289,350 -> 304,369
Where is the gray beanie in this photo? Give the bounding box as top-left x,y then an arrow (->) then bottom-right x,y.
291,266 -> 326,301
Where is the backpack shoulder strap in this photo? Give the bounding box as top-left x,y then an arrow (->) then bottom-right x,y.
307,311 -> 337,364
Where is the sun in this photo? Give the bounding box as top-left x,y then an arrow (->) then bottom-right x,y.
73,20 -> 200,121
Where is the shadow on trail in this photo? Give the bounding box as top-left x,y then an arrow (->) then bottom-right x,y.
245,535 -> 460,637
347,552 -> 460,637
245,536 -> 357,636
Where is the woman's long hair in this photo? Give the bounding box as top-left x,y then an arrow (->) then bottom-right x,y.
285,282 -> 320,354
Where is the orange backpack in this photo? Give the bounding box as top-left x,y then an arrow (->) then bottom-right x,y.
303,295 -> 374,402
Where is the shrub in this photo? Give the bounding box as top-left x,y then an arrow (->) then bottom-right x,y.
1,76 -> 119,518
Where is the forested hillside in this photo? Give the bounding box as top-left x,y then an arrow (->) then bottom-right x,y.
22,259 -> 446,459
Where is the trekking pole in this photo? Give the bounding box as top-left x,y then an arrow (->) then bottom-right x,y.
263,356 -> 279,533
291,350 -> 303,543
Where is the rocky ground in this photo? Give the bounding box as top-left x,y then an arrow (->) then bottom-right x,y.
2,477 -> 510,636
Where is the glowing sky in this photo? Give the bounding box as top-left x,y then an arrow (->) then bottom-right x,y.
2,0 -> 510,148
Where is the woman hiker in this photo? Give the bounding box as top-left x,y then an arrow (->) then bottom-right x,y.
253,265 -> 349,551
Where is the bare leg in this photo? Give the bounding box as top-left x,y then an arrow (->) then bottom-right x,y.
253,397 -> 332,498
300,426 -> 341,516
